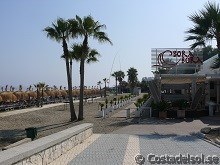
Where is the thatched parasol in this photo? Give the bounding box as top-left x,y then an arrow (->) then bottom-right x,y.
45,90 -> 55,98
54,90 -> 62,97
14,91 -> 29,101
26,91 -> 37,99
0,92 -> 17,102
60,90 -> 67,98
0,95 -> 3,102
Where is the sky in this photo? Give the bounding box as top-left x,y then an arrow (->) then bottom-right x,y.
0,0 -> 216,89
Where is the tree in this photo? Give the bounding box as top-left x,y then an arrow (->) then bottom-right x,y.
70,44 -> 100,120
44,18 -> 77,121
120,80 -> 129,93
35,82 -> 48,107
111,71 -> 119,95
111,71 -> 125,95
103,78 -> 109,97
116,71 -> 125,94
69,15 -> 112,120
97,81 -> 102,97
140,80 -> 149,93
127,67 -> 138,93
185,2 -> 220,68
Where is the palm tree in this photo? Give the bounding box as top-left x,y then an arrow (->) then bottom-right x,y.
116,71 -> 125,94
103,78 -> 109,97
35,82 -> 48,107
69,15 -> 112,120
44,18 -> 77,121
70,43 -> 100,120
185,2 -> 220,68
97,81 -> 102,97
127,67 -> 138,94
111,71 -> 119,95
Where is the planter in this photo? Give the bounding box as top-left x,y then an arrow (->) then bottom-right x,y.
97,111 -> 103,117
177,110 -> 185,119
134,110 -> 141,117
159,111 -> 167,119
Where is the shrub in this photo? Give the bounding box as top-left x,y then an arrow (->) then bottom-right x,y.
110,100 -> 113,106
172,99 -> 189,109
99,103 -> 104,111
151,100 -> 170,112
143,94 -> 149,101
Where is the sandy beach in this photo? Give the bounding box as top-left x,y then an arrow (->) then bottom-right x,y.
0,95 -> 139,149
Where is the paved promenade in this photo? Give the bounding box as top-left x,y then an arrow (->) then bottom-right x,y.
49,134 -> 220,165
49,118 -> 220,165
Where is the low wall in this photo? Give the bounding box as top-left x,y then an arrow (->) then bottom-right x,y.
0,123 -> 93,165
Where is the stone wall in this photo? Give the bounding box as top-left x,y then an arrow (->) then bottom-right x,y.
0,123 -> 93,165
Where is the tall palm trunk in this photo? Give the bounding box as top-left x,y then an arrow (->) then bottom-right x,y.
104,81 -> 107,98
78,36 -> 88,121
115,77 -> 118,96
78,58 -> 85,120
37,88 -> 40,107
217,37 -> 220,58
70,59 -> 72,80
99,85 -> 102,97
41,88 -> 43,107
62,39 -> 77,121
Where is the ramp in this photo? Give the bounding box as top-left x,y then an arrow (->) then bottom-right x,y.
148,81 -> 161,102
190,86 -> 204,110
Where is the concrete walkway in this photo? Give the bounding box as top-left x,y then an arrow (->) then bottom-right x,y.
111,102 -> 137,118
49,118 -> 220,165
49,134 -> 220,165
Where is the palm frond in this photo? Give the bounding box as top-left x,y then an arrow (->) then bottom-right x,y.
86,49 -> 100,63
93,31 -> 113,45
185,2 -> 220,49
211,57 -> 220,69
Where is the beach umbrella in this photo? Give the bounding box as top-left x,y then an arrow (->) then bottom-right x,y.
0,92 -> 17,102
45,90 -> 55,98
54,90 -> 62,97
14,91 -> 29,101
23,92 -> 29,100
13,91 -> 23,100
26,91 -> 37,99
72,89 -> 77,97
60,90 -> 68,97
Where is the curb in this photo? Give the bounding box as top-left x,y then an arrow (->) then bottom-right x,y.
193,132 -> 220,148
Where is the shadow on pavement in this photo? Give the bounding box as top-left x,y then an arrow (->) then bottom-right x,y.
138,133 -> 200,142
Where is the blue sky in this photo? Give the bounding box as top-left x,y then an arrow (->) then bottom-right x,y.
0,0 -> 215,88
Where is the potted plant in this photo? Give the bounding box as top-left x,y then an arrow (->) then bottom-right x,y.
157,100 -> 169,119
113,97 -> 117,105
176,100 -> 188,119
105,98 -> 108,108
137,98 -> 143,107
110,100 -> 113,107
120,96 -> 123,103
134,102 -> 140,110
99,103 -> 104,111
134,102 -> 141,117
